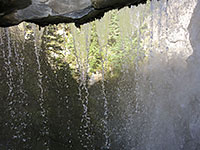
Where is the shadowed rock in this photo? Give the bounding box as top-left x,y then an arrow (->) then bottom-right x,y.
0,0 -> 147,27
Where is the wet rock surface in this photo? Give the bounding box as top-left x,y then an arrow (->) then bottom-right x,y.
0,0 -> 147,27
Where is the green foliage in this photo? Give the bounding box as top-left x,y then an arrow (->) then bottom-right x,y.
41,5 -> 150,81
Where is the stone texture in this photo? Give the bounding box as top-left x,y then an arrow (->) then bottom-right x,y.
0,0 -> 32,15
92,0 -> 134,9
0,0 -> 147,27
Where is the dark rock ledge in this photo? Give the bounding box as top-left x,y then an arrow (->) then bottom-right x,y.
0,0 -> 148,27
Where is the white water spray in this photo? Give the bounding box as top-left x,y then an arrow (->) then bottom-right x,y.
33,24 -> 49,150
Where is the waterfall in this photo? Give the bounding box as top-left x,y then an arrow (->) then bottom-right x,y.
33,24 -> 49,149
133,0 -> 199,149
96,12 -> 111,149
0,0 -> 200,149
70,23 -> 94,149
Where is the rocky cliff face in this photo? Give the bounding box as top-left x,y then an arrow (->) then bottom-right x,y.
0,0 -> 147,27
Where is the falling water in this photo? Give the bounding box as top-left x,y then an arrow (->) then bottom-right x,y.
165,0 -> 169,52
70,23 -> 93,149
96,12 -> 111,149
135,11 -> 142,113
4,28 -> 22,147
12,26 -> 29,146
150,0 -> 154,55
5,28 -> 13,99
59,24 -> 73,147
81,24 -> 92,148
1,0 -> 200,149
157,0 -> 162,51
4,28 -> 16,146
136,0 -> 199,149
70,24 -> 85,147
33,24 -> 49,149
80,24 -> 93,149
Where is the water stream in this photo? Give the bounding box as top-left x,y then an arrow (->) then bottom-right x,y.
96,13 -> 111,149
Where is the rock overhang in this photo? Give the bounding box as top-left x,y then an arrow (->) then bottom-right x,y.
0,0 -> 148,27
